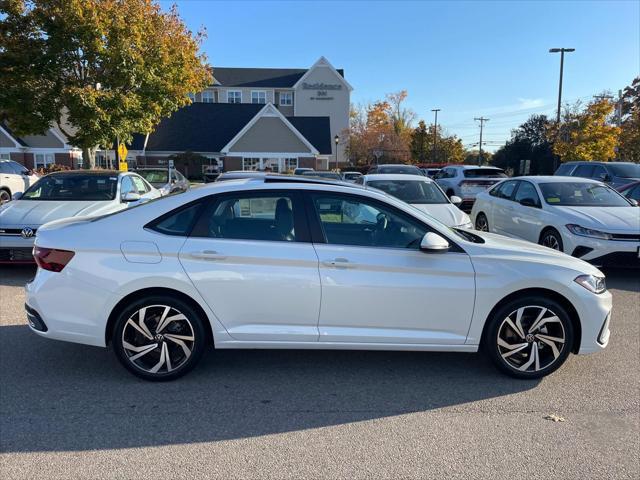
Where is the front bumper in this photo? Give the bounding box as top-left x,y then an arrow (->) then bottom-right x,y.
0,232 -> 36,262
564,233 -> 640,268
573,286 -> 612,355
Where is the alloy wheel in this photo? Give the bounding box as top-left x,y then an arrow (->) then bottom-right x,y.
496,305 -> 566,373
0,190 -> 10,204
475,214 -> 489,232
541,233 -> 561,250
121,305 -> 195,374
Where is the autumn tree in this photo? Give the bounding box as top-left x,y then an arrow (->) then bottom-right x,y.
410,121 -> 465,164
492,115 -> 555,174
551,99 -> 620,162
0,0 -> 211,168
618,77 -> 640,162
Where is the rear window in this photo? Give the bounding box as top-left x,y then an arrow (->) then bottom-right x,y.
377,165 -> 424,175
137,170 -> 168,186
463,168 -> 506,178
608,163 -> 640,178
555,164 -> 575,176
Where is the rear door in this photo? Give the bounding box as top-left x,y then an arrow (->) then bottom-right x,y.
178,190 -> 321,342
491,180 -> 519,235
307,191 -> 475,345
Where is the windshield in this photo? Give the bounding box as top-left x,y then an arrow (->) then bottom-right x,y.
607,163 -> 640,178
539,182 -> 631,207
463,168 -> 506,178
21,174 -> 118,201
136,170 -> 169,186
368,179 -> 448,204
377,165 -> 423,175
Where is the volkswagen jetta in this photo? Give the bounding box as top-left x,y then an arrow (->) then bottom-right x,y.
25,176 -> 612,380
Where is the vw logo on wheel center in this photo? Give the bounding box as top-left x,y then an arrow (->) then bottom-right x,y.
21,227 -> 35,239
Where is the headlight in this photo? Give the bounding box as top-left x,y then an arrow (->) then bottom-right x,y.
566,224 -> 612,240
574,274 -> 607,294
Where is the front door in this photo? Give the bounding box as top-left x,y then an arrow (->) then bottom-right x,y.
307,192 -> 476,345
178,190 -> 321,342
492,180 -> 519,236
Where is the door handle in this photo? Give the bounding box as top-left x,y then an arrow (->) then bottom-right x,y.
322,257 -> 356,268
189,250 -> 227,260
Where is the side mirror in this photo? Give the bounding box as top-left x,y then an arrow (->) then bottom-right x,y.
450,195 -> 462,206
420,232 -> 450,254
519,197 -> 538,207
122,192 -> 141,203
12,192 -> 23,200
629,198 -> 639,207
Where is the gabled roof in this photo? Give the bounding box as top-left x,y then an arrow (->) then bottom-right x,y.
287,117 -> 332,155
130,103 -> 263,152
1,122 -> 28,147
130,103 -> 332,156
212,66 -> 344,88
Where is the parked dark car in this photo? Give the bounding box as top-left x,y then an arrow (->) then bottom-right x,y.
554,161 -> 640,188
617,181 -> 640,204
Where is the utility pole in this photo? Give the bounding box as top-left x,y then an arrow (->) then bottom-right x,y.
549,48 -> 575,170
474,117 -> 489,165
431,108 -> 441,164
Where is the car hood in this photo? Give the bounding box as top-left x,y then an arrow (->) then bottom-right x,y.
550,205 -> 640,232
410,203 -> 470,227
467,231 -> 603,276
0,199 -> 121,227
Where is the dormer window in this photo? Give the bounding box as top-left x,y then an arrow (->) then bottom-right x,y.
251,91 -> 267,104
228,90 -> 242,104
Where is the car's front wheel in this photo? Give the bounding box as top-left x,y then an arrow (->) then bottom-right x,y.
475,213 -> 489,232
539,228 -> 564,252
0,189 -> 11,204
483,296 -> 574,379
112,295 -> 207,381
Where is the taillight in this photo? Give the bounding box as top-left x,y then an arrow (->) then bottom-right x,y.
33,247 -> 75,272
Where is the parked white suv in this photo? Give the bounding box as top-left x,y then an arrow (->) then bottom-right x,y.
0,159 -> 38,204
436,166 -> 506,212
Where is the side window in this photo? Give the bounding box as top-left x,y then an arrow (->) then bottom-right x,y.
489,183 -> 503,197
591,165 -> 607,180
312,194 -> 427,249
0,162 -> 11,174
555,164 -> 574,176
496,180 -> 518,200
573,164 -> 595,178
120,176 -> 135,196
131,176 -> 149,194
628,185 -> 640,202
148,203 -> 202,236
514,181 -> 540,206
194,193 -> 298,242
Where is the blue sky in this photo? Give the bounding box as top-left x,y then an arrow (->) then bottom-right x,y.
165,0 -> 639,151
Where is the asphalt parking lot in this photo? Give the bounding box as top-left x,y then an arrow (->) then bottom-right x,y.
0,266 -> 638,479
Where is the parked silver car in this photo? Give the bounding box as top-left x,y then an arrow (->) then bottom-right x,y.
135,167 -> 190,196
435,165 -> 506,212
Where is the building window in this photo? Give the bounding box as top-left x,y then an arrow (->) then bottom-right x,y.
35,153 -> 55,169
242,158 -> 260,171
251,91 -> 267,104
202,91 -> 214,103
280,92 -> 293,106
187,92 -> 195,102
284,158 -> 298,171
0,153 -> 10,160
228,91 -> 242,104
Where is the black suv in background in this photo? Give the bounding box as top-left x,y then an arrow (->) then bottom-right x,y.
554,161 -> 640,188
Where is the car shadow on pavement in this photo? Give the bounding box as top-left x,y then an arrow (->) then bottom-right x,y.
601,267 -> 640,293
0,323 -> 540,454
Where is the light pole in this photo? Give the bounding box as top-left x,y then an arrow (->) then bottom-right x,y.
334,135 -> 339,168
431,108 -> 441,164
549,48 -> 574,170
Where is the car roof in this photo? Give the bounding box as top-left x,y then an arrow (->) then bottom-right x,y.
362,173 -> 434,182
514,175 -> 604,184
372,164 -> 421,169
448,165 -> 503,170
46,170 -> 122,176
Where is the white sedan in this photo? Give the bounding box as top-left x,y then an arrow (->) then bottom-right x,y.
470,176 -> 640,267
26,176 -> 611,381
357,174 -> 472,228
0,170 -> 160,263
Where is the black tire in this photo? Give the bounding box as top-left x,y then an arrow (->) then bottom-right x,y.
0,189 -> 11,204
475,212 -> 489,232
539,228 -> 564,252
483,295 -> 574,379
112,295 -> 207,381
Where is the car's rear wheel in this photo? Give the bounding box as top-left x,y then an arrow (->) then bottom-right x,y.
475,213 -> 489,231
0,189 -> 11,204
112,296 -> 207,381
540,228 -> 563,252
484,296 -> 574,379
